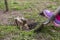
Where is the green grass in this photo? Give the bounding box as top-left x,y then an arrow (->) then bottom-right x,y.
0,25 -> 60,40
10,2 -> 33,10
0,25 -> 36,40
0,0 -> 5,9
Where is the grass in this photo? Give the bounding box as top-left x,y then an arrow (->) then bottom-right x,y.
0,0 -> 5,9
0,25 -> 60,40
0,25 -> 36,40
0,0 -> 60,40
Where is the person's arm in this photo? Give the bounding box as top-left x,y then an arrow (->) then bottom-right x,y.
42,15 -> 55,25
54,6 -> 60,15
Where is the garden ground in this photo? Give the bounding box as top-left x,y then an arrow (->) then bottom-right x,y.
0,0 -> 60,40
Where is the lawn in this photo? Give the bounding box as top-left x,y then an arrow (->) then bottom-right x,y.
0,0 -> 60,40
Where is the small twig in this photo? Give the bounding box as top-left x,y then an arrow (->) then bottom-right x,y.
4,0 -> 9,12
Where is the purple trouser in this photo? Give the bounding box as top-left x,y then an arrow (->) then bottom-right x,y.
43,10 -> 53,19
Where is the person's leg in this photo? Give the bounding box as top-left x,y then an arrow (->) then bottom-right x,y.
53,21 -> 60,27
